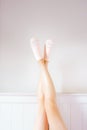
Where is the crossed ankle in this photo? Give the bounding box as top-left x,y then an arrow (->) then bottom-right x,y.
38,59 -> 44,65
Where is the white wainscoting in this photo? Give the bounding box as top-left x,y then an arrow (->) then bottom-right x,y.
0,93 -> 87,130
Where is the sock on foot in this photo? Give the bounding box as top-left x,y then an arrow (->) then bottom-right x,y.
30,37 -> 42,61
45,40 -> 54,61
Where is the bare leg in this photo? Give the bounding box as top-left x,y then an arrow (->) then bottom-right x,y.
34,70 -> 48,130
30,38 -> 49,130
39,60 -> 56,101
38,60 -> 67,130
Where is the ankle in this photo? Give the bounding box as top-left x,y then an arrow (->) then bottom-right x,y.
38,59 -> 44,65
44,59 -> 48,68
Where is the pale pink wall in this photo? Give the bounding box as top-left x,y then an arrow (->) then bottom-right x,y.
0,0 -> 87,93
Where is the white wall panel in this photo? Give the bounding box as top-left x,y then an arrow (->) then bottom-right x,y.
0,94 -> 87,130
23,103 -> 37,130
70,104 -> 82,130
11,104 -> 23,130
0,104 -> 11,130
82,104 -> 87,130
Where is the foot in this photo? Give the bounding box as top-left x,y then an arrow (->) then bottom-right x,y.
44,40 -> 54,61
30,37 -> 43,61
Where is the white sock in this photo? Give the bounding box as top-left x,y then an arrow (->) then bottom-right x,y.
30,37 -> 42,61
45,40 -> 54,60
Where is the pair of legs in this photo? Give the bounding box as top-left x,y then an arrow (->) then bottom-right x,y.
34,59 -> 67,130
30,38 -> 67,130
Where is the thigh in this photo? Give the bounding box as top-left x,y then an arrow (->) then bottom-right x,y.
34,102 -> 48,130
45,100 -> 67,130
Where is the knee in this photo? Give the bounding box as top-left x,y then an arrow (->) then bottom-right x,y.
45,95 -> 56,105
44,97 -> 57,112
37,94 -> 44,104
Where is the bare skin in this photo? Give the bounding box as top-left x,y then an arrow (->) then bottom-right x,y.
34,63 -> 49,130
34,45 -> 67,130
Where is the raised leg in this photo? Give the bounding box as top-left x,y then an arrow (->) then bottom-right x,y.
34,71 -> 48,130
38,60 -> 67,130
39,60 -> 56,101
